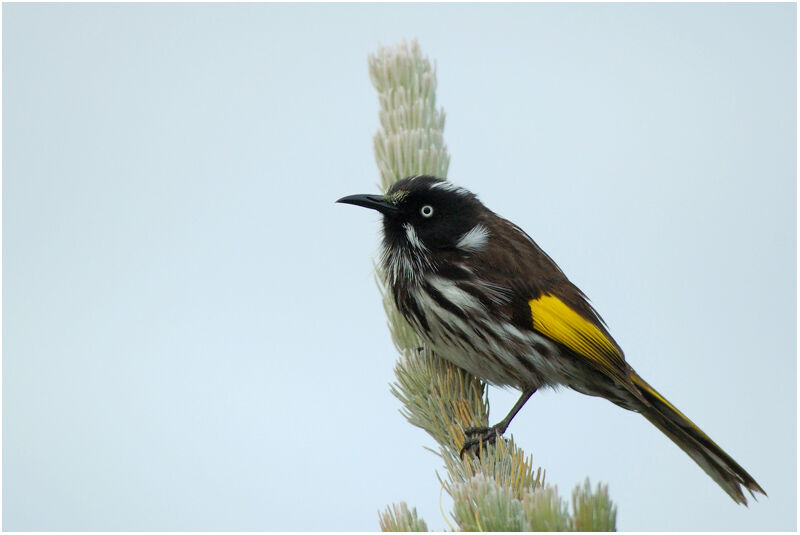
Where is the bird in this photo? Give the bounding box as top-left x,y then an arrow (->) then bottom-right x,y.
337,174 -> 765,505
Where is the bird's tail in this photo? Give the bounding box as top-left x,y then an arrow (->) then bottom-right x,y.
629,371 -> 765,505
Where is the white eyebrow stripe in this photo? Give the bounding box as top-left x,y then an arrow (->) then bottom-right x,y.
456,224 -> 490,252
429,180 -> 465,194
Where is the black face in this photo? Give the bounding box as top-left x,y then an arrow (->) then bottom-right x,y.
337,176 -> 483,252
383,176 -> 481,251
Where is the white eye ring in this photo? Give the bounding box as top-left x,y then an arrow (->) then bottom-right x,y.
420,205 -> 434,218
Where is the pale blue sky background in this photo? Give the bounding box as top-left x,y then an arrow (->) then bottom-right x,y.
3,3 -> 795,531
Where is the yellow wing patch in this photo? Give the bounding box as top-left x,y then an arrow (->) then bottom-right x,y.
529,294 -> 625,379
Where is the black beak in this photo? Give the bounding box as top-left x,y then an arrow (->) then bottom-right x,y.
336,194 -> 399,215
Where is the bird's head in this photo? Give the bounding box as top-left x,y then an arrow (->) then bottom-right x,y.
337,176 -> 491,257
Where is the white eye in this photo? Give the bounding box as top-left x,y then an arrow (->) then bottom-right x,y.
420,205 -> 434,218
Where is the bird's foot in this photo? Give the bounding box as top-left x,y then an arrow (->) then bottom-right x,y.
459,425 -> 505,458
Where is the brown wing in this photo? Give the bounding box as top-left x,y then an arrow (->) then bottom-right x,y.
468,213 -> 633,387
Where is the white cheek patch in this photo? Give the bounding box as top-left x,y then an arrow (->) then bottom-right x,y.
403,222 -> 427,251
456,224 -> 490,252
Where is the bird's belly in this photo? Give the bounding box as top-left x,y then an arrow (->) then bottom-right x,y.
398,284 -> 565,390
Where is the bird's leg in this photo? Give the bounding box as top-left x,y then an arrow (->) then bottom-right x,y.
460,387 -> 537,457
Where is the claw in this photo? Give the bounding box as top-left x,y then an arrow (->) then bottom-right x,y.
457,388 -> 538,458
463,426 -> 490,436
459,425 -> 503,458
